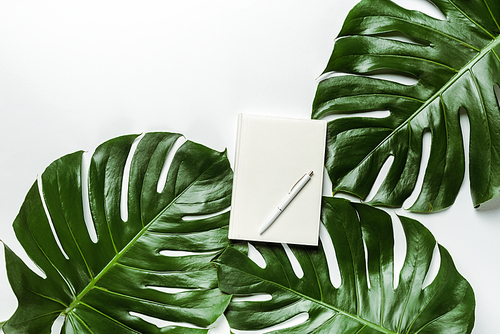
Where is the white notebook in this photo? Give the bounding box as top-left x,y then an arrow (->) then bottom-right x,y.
229,114 -> 327,246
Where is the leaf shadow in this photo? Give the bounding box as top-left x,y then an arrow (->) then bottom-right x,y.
476,195 -> 500,211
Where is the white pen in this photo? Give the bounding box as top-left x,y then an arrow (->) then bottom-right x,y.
259,170 -> 314,234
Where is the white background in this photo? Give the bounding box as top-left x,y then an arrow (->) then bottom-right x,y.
0,0 -> 498,333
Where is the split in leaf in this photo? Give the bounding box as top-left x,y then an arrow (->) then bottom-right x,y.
313,0 -> 500,211
3,132 -> 232,333
215,197 -> 475,333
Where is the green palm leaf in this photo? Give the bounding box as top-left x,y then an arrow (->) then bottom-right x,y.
215,197 -> 475,333
2,132 -> 232,333
312,0 -> 500,211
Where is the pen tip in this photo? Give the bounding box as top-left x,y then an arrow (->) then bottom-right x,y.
308,170 -> 314,177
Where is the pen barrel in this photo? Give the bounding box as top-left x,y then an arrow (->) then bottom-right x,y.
279,175 -> 311,210
260,172 -> 313,235
279,192 -> 298,210
260,209 -> 282,234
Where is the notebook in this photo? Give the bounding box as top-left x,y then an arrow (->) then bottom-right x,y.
229,114 -> 327,246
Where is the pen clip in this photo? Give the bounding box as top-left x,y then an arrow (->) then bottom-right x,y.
288,170 -> 313,193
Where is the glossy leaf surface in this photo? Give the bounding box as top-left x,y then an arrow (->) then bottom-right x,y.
215,197 -> 475,333
3,132 -> 232,333
312,0 -> 500,211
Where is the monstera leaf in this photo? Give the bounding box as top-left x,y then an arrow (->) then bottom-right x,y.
312,0 -> 500,211
215,197 -> 475,333
2,132 -> 232,333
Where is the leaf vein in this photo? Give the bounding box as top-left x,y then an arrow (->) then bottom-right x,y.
447,0 -> 496,39
309,314 -> 340,334
307,252 -> 323,302
115,262 -> 212,274
218,256 -> 396,333
351,15 -> 480,51
79,302 -> 142,333
483,0 -> 500,31
55,168 -> 94,280
396,234 -> 422,333
335,53 -> 458,73
67,153 -> 225,313
336,37 -> 500,189
69,310 -> 95,334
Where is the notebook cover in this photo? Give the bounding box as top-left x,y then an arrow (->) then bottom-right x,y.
228,114 -> 326,246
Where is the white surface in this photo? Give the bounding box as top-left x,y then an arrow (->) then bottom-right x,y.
229,114 -> 325,246
0,0 -> 498,333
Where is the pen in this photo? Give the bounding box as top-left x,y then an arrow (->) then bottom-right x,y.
259,170 -> 314,234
